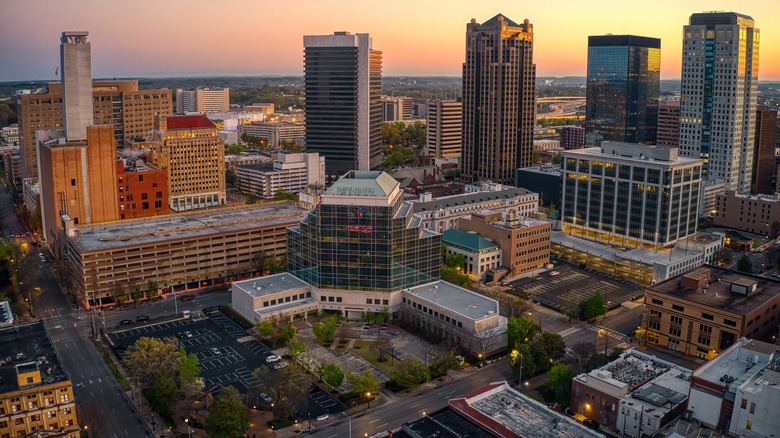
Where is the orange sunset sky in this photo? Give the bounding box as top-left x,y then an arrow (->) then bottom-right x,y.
1,0 -> 779,82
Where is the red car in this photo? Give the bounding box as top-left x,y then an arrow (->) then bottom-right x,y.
179,296 -> 194,302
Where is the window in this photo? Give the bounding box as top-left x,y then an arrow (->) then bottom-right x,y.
671,315 -> 683,325
382,299 -> 388,305
672,304 -> 684,312
321,296 -> 326,302
669,327 -> 681,337
701,312 -> 714,320
70,178 -> 76,186
366,298 -> 372,304
741,398 -> 747,409
651,298 -> 663,305
336,297 -> 342,303
700,324 -> 712,333
328,296 -> 334,302
724,319 -> 737,327
749,402 -> 755,414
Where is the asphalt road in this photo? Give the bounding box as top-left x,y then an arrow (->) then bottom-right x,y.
99,291 -> 231,329
310,361 -> 513,438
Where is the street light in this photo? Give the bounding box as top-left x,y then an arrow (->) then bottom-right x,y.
598,329 -> 608,357
184,418 -> 191,438
366,392 -> 371,409
342,411 -> 352,438
511,349 -> 523,390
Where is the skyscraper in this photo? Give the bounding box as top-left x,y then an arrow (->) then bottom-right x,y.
753,109 -> 777,194
461,14 -> 535,184
304,32 -> 382,179
679,12 -> 759,193
656,98 -> 681,147
60,31 -> 93,142
426,99 -> 462,161
584,35 -> 660,146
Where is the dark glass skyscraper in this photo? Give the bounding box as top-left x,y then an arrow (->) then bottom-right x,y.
585,35 -> 660,145
304,32 -> 382,179
461,14 -> 535,184
287,171 -> 440,292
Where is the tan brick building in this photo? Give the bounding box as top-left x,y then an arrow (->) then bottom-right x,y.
713,191 -> 780,236
0,322 -> 81,438
65,202 -> 306,307
17,80 -> 172,182
643,266 -> 780,360
458,210 -> 550,276
37,125 -> 119,249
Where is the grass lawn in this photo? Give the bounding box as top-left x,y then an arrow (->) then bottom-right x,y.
350,340 -> 397,376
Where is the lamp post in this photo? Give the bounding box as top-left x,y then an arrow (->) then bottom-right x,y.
184,418 -> 191,438
342,411 -> 352,438
598,329 -> 608,357
366,392 -> 371,409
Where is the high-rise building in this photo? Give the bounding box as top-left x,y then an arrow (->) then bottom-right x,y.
304,32 -> 382,178
382,96 -> 413,121
462,14 -> 535,184
157,115 -> 226,211
425,100 -> 462,160
584,35 -> 660,145
17,80 -> 172,183
116,156 -> 170,219
657,98 -> 681,147
679,12 -> 759,193
60,32 -> 93,142
561,141 -> 702,247
753,109 -> 777,194
175,88 -> 230,114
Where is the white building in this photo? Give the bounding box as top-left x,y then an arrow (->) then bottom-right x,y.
1,124 -> 19,146
534,139 -> 561,151
679,12 -> 759,193
176,88 -> 230,114
441,229 -> 502,281
239,121 -> 305,148
699,180 -> 726,217
561,142 -> 703,248
425,100 -> 462,161
224,153 -> 271,172
411,183 -> 539,233
688,338 -> 777,434
235,152 -> 324,199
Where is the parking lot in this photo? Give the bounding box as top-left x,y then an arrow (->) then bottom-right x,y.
513,264 -> 643,314
107,312 -> 345,419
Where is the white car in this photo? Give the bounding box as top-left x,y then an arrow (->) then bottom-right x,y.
210,347 -> 222,355
265,354 -> 281,364
548,270 -> 560,277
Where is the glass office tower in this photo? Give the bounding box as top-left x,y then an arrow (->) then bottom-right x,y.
287,171 -> 440,291
585,35 -> 660,145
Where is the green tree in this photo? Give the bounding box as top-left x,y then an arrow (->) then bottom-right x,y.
389,358 -> 430,388
280,323 -> 297,344
321,363 -> 345,389
715,247 -> 733,266
547,364 -> 575,407
578,292 -> 607,320
312,315 -> 339,344
205,386 -> 250,438
255,320 -> 274,338
537,332 -> 566,361
225,144 -> 244,155
441,266 -> 470,287
507,316 -> 541,349
179,345 -> 201,382
254,366 -> 309,421
346,369 -> 381,395
122,337 -> 182,386
145,371 -> 177,416
737,255 -> 753,273
444,253 -> 466,270
287,339 -> 306,356
510,344 -> 536,378
429,350 -> 458,377
273,188 -> 297,201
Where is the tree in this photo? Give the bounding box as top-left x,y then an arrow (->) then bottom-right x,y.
205,386 -> 250,438
547,364 -> 575,407
390,358 -> 430,388
510,344 -> 536,378
312,315 -> 339,344
251,251 -> 267,276
81,398 -> 107,438
771,221 -> 780,239
145,371 -> 177,416
280,323 -> 297,345
429,350 -> 458,377
321,363 -> 345,389
715,247 -> 734,266
122,337 -> 182,386
737,255 -> 753,273
571,342 -> 595,364
346,369 -> 381,395
255,320 -> 274,338
537,332 -> 567,362
507,316 -> 541,349
444,253 -> 466,270
254,366 -> 308,421
288,339 -> 306,357
372,335 -> 393,362
178,345 -> 202,397
441,266 -> 470,287
273,188 -> 297,201
578,292 -> 607,320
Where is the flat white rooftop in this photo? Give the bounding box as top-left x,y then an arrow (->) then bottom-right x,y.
552,231 -> 703,265
407,280 -> 499,321
233,273 -> 310,298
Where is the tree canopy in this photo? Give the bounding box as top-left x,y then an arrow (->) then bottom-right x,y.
205,386 -> 250,438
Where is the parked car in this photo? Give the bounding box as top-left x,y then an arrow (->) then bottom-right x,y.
182,310 -> 191,319
210,347 -> 222,356
265,354 -> 281,364
119,319 -> 134,326
179,295 -> 194,302
271,361 -> 288,370
136,315 -> 149,322
259,392 -> 272,403
548,270 -> 560,277
183,331 -> 193,338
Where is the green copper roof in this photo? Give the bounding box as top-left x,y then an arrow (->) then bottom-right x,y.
442,229 -> 498,252
324,170 -> 399,198
481,13 -> 521,27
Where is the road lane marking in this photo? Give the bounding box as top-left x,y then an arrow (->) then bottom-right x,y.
369,419 -> 381,424
376,423 -> 388,429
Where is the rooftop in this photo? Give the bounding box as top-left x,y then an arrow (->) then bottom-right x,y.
233,273 -> 310,298
442,229 -> 498,252
449,381 -> 603,438
623,368 -> 691,419
407,281 -> 499,321
411,187 -> 535,213
69,202 -> 307,252
551,231 -> 703,265
576,350 -> 674,392
480,14 -> 522,28
324,171 -> 399,198
0,321 -> 69,394
648,266 -> 780,315
164,115 -> 216,130
693,338 -> 776,387
392,410 -> 492,437
0,301 -> 13,326
563,142 -> 702,166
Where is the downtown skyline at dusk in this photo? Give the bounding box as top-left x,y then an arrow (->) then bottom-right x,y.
1,0 -> 780,82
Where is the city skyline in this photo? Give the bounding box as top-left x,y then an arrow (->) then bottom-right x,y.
1,0 -> 779,82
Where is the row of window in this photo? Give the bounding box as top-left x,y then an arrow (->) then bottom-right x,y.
261,291 -> 312,308
402,297 -> 464,328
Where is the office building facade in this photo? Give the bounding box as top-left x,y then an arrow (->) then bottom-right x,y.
561,142 -> 702,247
116,157 -> 169,219
560,126 -> 585,149
425,100 -> 462,160
462,14 -> 535,184
753,109 -> 777,194
657,98 -> 681,148
239,121 -> 305,148
585,35 -> 660,145
287,171 -> 440,292
304,32 -> 382,178
679,12 -> 759,193
713,191 -> 780,236
175,88 -> 230,114
235,152 -> 324,199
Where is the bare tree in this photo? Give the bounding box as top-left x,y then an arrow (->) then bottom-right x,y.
571,342 -> 595,364
253,366 -> 309,421
373,335 -> 393,362
81,398 -> 107,438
